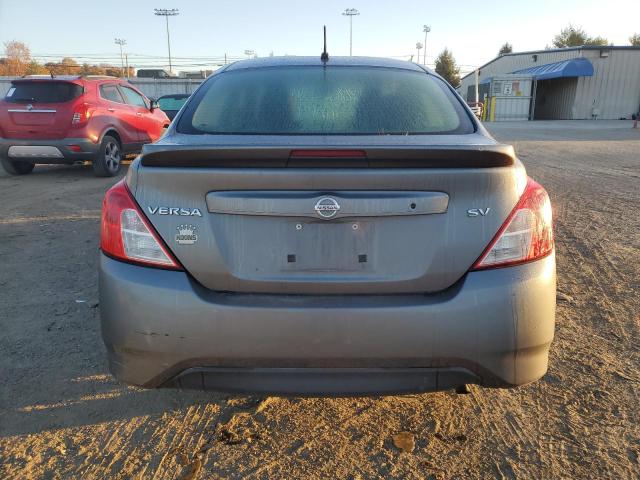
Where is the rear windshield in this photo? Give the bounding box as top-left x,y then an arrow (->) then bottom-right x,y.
178,66 -> 473,135
5,81 -> 83,103
158,96 -> 188,111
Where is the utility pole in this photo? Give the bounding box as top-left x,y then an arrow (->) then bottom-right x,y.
114,38 -> 126,77
125,53 -> 129,79
342,8 -> 360,56
474,68 -> 479,104
416,42 -> 423,64
154,8 -> 179,73
422,25 -> 431,66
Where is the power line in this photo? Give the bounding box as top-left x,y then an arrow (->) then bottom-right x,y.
31,52 -> 245,60
28,51 -> 480,71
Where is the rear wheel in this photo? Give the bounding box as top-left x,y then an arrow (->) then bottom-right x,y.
93,135 -> 122,177
0,157 -> 35,176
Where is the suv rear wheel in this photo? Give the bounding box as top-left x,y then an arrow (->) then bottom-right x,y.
0,157 -> 35,176
93,135 -> 122,177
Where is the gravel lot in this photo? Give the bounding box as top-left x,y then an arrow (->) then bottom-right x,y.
1,120 -> 639,479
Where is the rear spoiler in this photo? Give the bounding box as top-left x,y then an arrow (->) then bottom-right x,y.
139,144 -> 516,168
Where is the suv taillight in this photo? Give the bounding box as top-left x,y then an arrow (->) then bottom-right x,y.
72,102 -> 93,125
471,177 -> 553,270
100,180 -> 182,270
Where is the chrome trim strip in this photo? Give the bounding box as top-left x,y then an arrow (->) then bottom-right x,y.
206,191 -> 450,218
7,109 -> 57,113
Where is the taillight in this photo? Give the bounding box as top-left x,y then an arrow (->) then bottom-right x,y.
72,103 -> 93,125
100,180 -> 182,270
471,177 -> 553,270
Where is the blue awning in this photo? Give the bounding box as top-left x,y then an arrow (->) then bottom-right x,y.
512,58 -> 594,80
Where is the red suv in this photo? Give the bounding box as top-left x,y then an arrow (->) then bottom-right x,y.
0,75 -> 170,177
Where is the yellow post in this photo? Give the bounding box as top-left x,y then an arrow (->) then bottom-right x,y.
489,96 -> 496,122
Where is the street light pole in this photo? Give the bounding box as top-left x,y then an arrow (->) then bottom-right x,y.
114,38 -> 126,77
154,8 -> 179,73
342,8 -> 360,56
423,25 -> 431,66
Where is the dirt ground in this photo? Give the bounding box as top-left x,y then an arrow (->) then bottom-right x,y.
1,120 -> 639,479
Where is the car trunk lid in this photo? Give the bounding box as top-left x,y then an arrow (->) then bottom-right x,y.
0,79 -> 83,139
130,141 -> 524,294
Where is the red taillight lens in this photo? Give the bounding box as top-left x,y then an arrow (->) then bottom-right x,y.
72,103 -> 93,125
471,177 -> 553,270
100,180 -> 182,270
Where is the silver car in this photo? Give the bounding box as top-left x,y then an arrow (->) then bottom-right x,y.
99,57 -> 555,395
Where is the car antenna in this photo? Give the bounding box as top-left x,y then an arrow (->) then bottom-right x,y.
320,25 -> 329,62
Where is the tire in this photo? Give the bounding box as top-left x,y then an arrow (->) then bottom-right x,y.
92,135 -> 122,177
0,156 -> 35,176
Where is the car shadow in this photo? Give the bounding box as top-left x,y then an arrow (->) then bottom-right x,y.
1,366 -> 234,437
0,161 -> 134,181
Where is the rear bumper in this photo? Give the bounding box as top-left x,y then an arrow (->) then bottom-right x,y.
99,253 -> 556,395
0,137 -> 99,163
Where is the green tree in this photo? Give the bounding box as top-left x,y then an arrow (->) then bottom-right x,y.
498,42 -> 513,55
630,33 -> 640,46
434,48 -> 461,88
587,36 -> 609,46
552,25 -> 609,48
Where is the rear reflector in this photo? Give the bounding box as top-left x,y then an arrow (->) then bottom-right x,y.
100,180 -> 181,270
471,177 -> 553,270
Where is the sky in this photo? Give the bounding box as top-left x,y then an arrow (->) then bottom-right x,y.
0,0 -> 639,74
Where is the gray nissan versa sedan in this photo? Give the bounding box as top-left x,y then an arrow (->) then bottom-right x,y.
99,56 -> 555,395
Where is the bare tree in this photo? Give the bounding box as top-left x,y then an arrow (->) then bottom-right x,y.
59,57 -> 79,74
1,40 -> 32,75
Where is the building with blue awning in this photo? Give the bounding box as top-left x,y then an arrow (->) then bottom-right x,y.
511,58 -> 594,81
458,46 -> 640,120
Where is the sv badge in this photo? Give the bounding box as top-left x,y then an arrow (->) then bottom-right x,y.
467,208 -> 491,217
